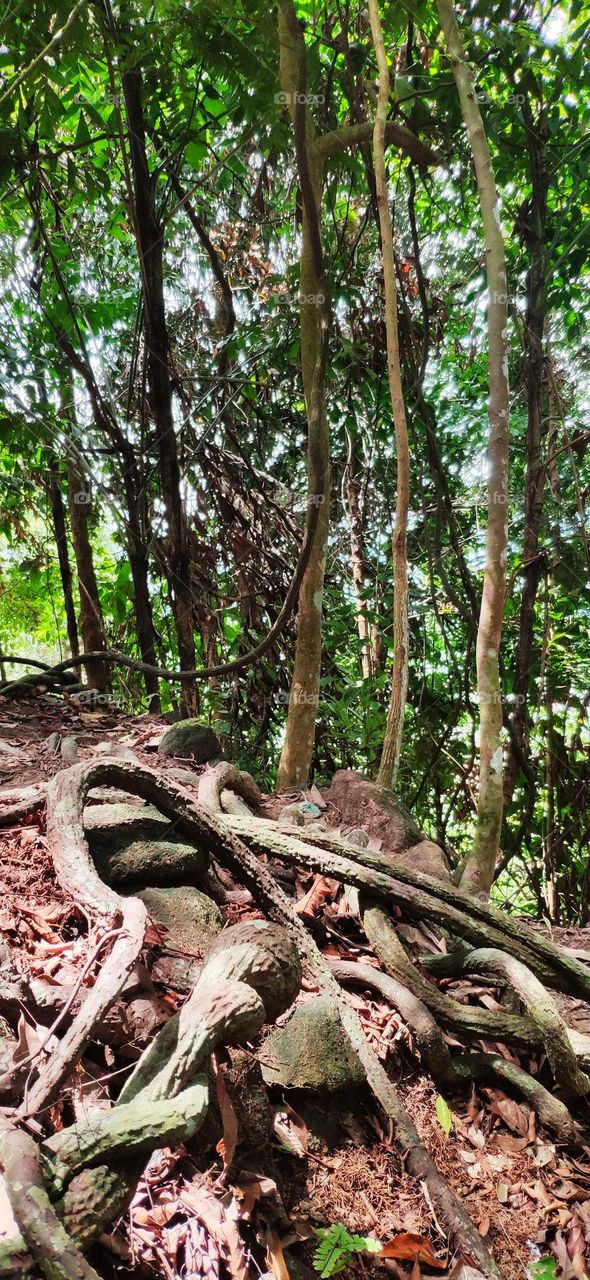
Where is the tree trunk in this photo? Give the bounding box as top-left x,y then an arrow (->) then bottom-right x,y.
503,98 -> 548,812
125,505 -> 161,713
275,0 -> 331,790
437,0 -> 509,897
343,429 -> 376,680
47,458 -> 80,666
368,0 -> 411,790
66,451 -> 110,693
121,64 -> 197,714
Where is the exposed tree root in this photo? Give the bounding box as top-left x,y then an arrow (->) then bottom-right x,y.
459,948 -> 590,1100
459,1055 -> 582,1144
0,1115 -> 101,1280
42,1079 -> 210,1193
328,957 -> 458,1088
20,765 -> 149,1115
4,756 -> 590,1279
1,916 -> 301,1273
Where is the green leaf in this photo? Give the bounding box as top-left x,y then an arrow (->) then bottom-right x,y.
435,1095 -> 453,1137
185,140 -> 206,169
313,1225 -> 381,1276
529,1260 -> 558,1280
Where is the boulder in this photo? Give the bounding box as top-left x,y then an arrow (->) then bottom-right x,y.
158,719 -> 222,762
135,886 -> 223,958
93,838 -> 208,889
393,839 -> 450,882
324,770 -> 423,853
325,771 -> 449,876
261,996 -> 365,1093
84,802 -> 169,843
347,828 -> 369,849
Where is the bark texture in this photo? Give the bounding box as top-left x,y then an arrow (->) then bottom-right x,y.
437,0 -> 510,896
369,0 -> 411,791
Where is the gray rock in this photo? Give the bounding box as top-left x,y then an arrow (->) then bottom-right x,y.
278,803 -> 306,829
60,735 -> 78,764
261,996 -> 365,1093
393,839 -> 451,881
135,886 -> 223,958
87,787 -> 144,803
158,719 -> 221,762
347,828 -> 369,849
164,767 -> 200,789
93,742 -> 139,760
150,952 -> 202,994
94,838 -> 208,889
84,803 -> 170,858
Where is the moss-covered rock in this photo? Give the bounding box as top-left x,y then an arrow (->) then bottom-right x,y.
261,997 -> 365,1093
93,838 -> 208,889
135,886 -> 223,958
158,719 -> 222,762
85,802 -> 169,845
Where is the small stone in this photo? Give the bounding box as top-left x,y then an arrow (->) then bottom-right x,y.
93,742 -> 138,761
261,996 -> 365,1093
60,736 -> 78,764
164,767 -> 200,789
300,801 -> 322,821
158,719 -> 221,762
347,828 -> 369,849
278,803 -> 306,828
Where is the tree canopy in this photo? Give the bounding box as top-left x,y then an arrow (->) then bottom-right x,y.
1,0 -> 590,919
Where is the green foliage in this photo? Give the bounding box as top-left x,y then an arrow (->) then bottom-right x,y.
435,1095 -> 454,1137
0,0 -> 588,923
529,1259 -> 558,1280
313,1224 -> 381,1276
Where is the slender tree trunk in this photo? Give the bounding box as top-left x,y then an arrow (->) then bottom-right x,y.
47,458 -> 80,666
504,102 -> 547,810
368,0 -> 411,790
121,492 -> 163,713
343,430 -> 375,680
541,575 -> 558,922
276,0 -> 331,789
66,451 -> 110,693
56,367 -> 109,692
121,64 -> 197,714
55,330 -> 161,709
437,0 -> 509,897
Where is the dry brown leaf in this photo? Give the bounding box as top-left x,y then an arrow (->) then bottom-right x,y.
447,1264 -> 488,1280
378,1232 -> 445,1268
495,1132 -> 531,1153
273,1103 -> 308,1157
294,875 -> 337,916
213,1053 -> 238,1173
264,1227 -> 291,1279
489,1093 -> 530,1137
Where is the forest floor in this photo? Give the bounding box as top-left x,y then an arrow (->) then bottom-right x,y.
1,698 -> 590,1280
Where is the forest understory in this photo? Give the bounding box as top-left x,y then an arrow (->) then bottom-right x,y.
1,696 -> 590,1280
